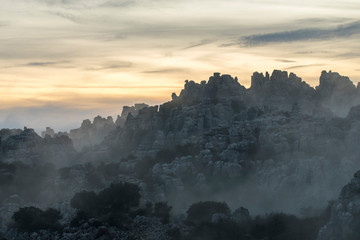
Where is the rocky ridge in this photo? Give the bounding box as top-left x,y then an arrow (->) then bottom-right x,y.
0,127 -> 76,167
95,70 -> 360,213
1,70 -> 360,239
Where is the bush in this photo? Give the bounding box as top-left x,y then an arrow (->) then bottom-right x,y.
250,212 -> 328,240
12,207 -> 62,232
186,201 -> 230,224
71,190 -> 99,216
70,182 -> 141,227
187,219 -> 245,240
70,210 -> 90,227
97,182 -> 140,214
154,202 -> 172,224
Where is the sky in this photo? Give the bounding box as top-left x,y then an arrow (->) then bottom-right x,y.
1,0 -> 360,132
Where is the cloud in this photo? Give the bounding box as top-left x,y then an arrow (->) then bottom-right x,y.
334,52 -> 360,60
275,59 -> 296,63
0,61 -> 71,69
294,17 -> 354,25
284,64 -> 324,70
50,11 -> 81,23
100,0 -> 136,8
25,62 -> 62,67
0,21 -> 8,27
25,61 -> 67,66
52,84 -> 181,89
85,61 -> 133,71
39,0 -> 82,6
183,39 -> 213,50
241,21 -> 360,47
141,68 -> 186,74
38,0 -> 138,8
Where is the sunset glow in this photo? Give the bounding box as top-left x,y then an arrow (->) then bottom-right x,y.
1,0 -> 360,131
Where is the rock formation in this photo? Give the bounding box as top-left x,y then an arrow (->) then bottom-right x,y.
317,170 -> 360,240
1,70 -> 360,238
60,104 -> 149,151
98,70 -> 360,213
0,127 -> 76,167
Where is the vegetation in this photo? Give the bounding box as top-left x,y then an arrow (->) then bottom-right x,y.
70,182 -> 141,227
186,201 -> 231,224
185,201 -> 332,240
9,182 -> 331,240
12,207 -> 62,232
154,202 -> 172,224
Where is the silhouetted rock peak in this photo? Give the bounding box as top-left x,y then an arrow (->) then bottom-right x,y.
251,70 -> 311,91
316,70 -> 360,116
250,71 -> 269,91
81,119 -> 91,129
249,70 -> 314,114
41,127 -> 55,138
115,103 -> 149,126
177,72 -> 246,104
93,115 -> 114,127
317,70 -> 356,98
0,127 -> 75,166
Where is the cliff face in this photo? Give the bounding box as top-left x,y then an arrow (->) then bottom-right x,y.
0,127 -> 76,167
250,70 -> 315,113
95,70 -> 360,213
317,170 -> 360,240
2,69 -> 360,217
63,104 -> 149,151
317,70 -> 360,116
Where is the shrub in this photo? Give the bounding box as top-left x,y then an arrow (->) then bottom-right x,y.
186,201 -> 230,224
12,207 -> 62,232
70,210 -> 90,227
167,227 -> 182,240
97,182 -> 140,214
154,202 -> 172,224
70,182 -> 141,227
187,219 -> 245,240
70,190 -> 99,217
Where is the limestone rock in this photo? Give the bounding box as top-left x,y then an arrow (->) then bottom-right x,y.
317,170 -> 360,240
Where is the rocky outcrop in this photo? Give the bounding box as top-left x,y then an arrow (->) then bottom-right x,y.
317,70 -> 360,116
250,70 -> 316,113
3,70 -> 360,234
41,127 -> 55,138
174,73 -> 247,105
0,127 -> 76,166
63,104 -> 149,151
69,116 -> 115,151
317,170 -> 360,240
115,103 -> 149,127
100,71 -> 360,214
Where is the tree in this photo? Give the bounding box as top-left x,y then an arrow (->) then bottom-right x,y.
70,182 -> 141,227
186,201 -> 230,224
70,190 -> 99,217
154,202 -> 172,224
13,207 -> 62,232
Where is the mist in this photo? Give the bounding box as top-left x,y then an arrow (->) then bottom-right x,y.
2,70 -> 360,239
